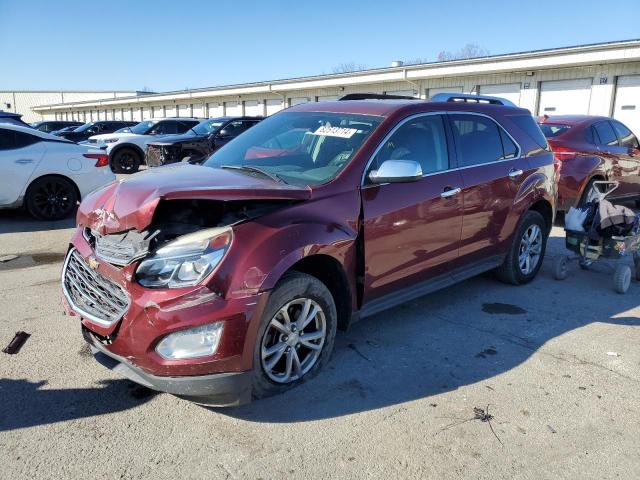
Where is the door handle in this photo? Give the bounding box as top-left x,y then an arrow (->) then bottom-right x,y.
508,169 -> 523,179
440,187 -> 461,198
15,159 -> 33,164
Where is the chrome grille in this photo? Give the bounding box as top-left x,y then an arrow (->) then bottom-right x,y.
62,249 -> 130,326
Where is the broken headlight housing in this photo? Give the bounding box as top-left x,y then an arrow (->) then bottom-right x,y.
136,227 -> 232,289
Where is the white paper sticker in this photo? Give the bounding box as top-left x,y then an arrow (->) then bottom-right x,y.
312,126 -> 358,138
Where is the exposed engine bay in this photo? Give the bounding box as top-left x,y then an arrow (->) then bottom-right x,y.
85,199 -> 295,266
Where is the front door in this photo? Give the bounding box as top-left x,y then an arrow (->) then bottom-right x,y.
0,129 -> 43,206
361,114 -> 463,303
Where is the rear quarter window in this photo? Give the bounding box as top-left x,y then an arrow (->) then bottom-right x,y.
509,115 -> 549,149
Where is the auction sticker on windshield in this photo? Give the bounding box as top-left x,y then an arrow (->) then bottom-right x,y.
312,126 -> 358,138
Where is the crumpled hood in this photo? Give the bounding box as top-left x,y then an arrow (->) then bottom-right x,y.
77,164 -> 312,234
88,132 -> 140,142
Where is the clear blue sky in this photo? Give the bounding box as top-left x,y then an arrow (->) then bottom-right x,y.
1,0 -> 639,92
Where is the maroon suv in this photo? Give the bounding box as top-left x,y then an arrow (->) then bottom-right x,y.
538,115 -> 640,210
61,94 -> 556,405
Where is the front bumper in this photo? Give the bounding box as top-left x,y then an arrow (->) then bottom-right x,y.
83,327 -> 252,406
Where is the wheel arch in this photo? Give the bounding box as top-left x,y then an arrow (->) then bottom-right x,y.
528,198 -> 554,236
109,143 -> 145,162
25,173 -> 81,202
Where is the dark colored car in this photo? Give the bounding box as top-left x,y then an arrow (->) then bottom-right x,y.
0,111 -> 32,128
32,120 -> 83,133
538,115 -> 640,210
145,116 -> 263,167
62,94 -> 556,406
59,121 -> 137,143
51,125 -> 83,136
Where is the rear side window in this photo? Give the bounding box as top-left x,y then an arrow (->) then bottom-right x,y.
177,121 -> 198,133
510,115 -> 548,148
538,123 -> 571,138
593,122 -> 618,147
373,114 -> 449,174
611,121 -> 640,149
450,114 -> 508,167
0,129 -> 39,150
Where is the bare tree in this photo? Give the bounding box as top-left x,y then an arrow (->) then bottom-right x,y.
403,57 -> 430,66
332,62 -> 368,73
437,44 -> 490,61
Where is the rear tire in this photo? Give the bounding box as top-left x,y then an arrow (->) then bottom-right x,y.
111,147 -> 141,174
251,272 -> 337,400
25,176 -> 78,220
579,179 -> 600,206
613,264 -> 631,294
495,210 -> 547,285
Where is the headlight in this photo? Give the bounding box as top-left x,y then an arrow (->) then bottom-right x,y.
136,227 -> 232,288
103,138 -> 119,143
156,322 -> 223,359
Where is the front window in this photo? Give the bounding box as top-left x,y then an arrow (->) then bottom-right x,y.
130,120 -> 158,134
203,111 -> 383,186
192,119 -> 225,135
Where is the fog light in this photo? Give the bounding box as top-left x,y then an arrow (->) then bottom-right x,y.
156,323 -> 223,360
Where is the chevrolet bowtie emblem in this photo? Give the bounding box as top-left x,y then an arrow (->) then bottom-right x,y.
87,256 -> 99,270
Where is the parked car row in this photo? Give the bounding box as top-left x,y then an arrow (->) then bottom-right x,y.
62,93 -> 561,406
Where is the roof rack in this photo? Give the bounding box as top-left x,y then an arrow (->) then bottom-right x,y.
339,93 -> 419,101
430,92 -> 516,107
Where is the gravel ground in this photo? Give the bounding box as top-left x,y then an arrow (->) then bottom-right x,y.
1,207 -> 639,480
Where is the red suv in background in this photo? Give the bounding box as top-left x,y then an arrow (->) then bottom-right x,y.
538,115 -> 640,210
61,94 -> 556,406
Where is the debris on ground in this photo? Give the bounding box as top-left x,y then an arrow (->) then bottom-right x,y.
482,303 -> 527,315
3,331 -> 31,354
475,346 -> 498,358
0,254 -> 19,263
547,425 -> 557,434
436,405 -> 503,445
347,343 -> 372,362
606,352 -> 620,357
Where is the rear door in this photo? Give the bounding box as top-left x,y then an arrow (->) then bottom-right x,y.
0,129 -> 45,205
361,113 -> 464,302
592,121 -> 637,197
610,120 -> 640,197
449,113 -> 531,265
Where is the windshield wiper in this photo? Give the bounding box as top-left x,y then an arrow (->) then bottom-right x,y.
220,165 -> 285,184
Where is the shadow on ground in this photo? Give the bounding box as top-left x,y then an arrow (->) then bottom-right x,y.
215,234 -> 640,422
0,378 -> 156,432
0,209 -> 76,235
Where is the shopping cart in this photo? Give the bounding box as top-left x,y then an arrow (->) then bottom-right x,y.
552,181 -> 640,293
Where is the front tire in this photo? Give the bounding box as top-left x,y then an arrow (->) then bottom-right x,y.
25,176 -> 78,220
251,272 -> 337,400
111,147 -> 141,174
495,210 -> 547,285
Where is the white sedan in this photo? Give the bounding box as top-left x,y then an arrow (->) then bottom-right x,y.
0,124 -> 116,220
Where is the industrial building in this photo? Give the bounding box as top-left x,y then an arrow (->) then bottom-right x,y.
28,39 -> 640,134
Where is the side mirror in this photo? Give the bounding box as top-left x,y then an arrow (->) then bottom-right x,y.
368,160 -> 422,184
217,129 -> 231,138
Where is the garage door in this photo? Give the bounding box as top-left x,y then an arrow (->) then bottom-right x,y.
479,83 -> 521,106
225,101 -> 242,116
192,104 -> 204,118
290,97 -> 309,106
124,109 -> 133,121
266,99 -> 283,116
613,75 -> 640,136
207,102 -> 223,117
244,100 -> 263,116
165,105 -> 176,117
428,86 -> 463,98
114,109 -> 123,120
142,107 -> 150,120
538,79 -> 592,115
133,108 -> 142,122
177,104 -> 190,117
153,106 -> 164,118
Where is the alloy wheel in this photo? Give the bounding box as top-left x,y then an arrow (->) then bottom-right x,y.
518,224 -> 542,275
260,298 -> 326,384
32,179 -> 74,219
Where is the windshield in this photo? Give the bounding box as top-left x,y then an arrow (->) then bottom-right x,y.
130,120 -> 158,134
203,111 -> 382,186
192,119 -> 225,135
538,123 -> 571,138
74,123 -> 94,132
